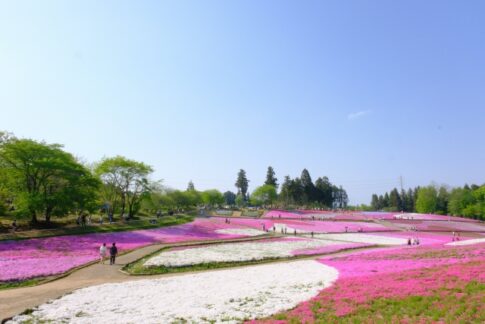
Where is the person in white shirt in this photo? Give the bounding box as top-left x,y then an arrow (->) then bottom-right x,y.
99,243 -> 107,264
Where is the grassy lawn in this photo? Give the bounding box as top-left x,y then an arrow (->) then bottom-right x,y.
0,278 -> 42,290
241,210 -> 263,217
0,214 -> 194,241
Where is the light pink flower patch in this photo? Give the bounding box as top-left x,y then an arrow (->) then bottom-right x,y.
292,243 -> 369,256
228,218 -> 390,233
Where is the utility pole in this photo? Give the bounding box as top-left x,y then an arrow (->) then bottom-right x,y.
399,176 -> 404,213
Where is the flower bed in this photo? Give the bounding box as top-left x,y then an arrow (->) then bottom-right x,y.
446,238 -> 485,246
312,233 -> 408,245
227,218 -> 391,233
264,210 -> 481,222
390,220 -> 485,232
215,228 -> 267,236
143,237 -> 361,268
254,243 -> 485,323
9,260 -> 339,323
0,218 -> 259,282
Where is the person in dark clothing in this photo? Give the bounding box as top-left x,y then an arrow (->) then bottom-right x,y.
110,243 -> 118,265
11,220 -> 18,232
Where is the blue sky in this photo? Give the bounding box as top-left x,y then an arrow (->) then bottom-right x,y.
1,1 -> 484,204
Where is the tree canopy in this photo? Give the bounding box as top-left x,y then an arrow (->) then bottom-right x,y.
0,138 -> 99,223
95,156 -> 153,218
250,185 -> 277,207
235,169 -> 249,200
264,166 -> 278,188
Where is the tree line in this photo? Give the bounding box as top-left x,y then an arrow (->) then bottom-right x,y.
369,184 -> 485,220
239,167 -> 348,209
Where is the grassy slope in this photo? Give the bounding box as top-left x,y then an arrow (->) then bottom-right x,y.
0,214 -> 194,290
0,214 -> 194,241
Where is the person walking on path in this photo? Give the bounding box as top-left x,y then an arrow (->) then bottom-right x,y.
109,243 -> 118,265
99,243 -> 107,264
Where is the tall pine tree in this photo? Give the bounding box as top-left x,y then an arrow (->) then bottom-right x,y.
235,169 -> 249,200
264,166 -> 278,188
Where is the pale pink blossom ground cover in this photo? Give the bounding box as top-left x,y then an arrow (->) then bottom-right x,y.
264,210 -> 480,222
390,219 -> 485,232
291,242 -> 369,256
372,231 -> 454,245
264,210 -> 365,220
226,217 -> 390,233
0,218 -> 257,282
251,243 -> 485,323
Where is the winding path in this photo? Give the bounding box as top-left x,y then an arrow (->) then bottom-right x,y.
0,235 -> 274,321
0,234 -> 378,321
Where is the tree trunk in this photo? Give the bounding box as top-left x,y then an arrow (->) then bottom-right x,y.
120,193 -> 126,218
30,209 -> 38,224
44,206 -> 53,223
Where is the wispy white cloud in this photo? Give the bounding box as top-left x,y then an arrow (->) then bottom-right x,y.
347,110 -> 372,120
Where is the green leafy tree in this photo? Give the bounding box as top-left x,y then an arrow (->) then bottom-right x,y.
0,138 -> 99,223
250,185 -> 277,207
434,186 -> 449,215
415,186 -> 438,213
201,189 -> 224,207
167,190 -> 191,210
315,176 -> 334,207
461,185 -> 485,220
223,191 -> 236,206
235,193 -> 246,207
264,166 -> 278,188
95,156 -> 153,218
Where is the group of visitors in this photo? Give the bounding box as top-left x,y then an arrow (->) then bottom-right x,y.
99,242 -> 118,265
224,218 -> 231,224
452,231 -> 461,241
76,214 -> 92,227
407,237 -> 420,245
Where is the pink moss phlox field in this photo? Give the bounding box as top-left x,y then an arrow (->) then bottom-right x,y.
292,243 -> 370,256
251,243 -> 485,323
372,231 -> 454,245
227,217 -> 389,233
0,218 -> 256,282
390,220 -> 485,232
264,210 -> 481,222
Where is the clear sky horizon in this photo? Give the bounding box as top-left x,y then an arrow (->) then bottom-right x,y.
1,1 -> 484,204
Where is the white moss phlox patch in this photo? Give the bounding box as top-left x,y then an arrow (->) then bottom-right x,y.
144,238 -> 342,267
445,238 -> 485,246
215,228 -> 267,236
10,261 -> 338,324
313,233 -> 407,245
